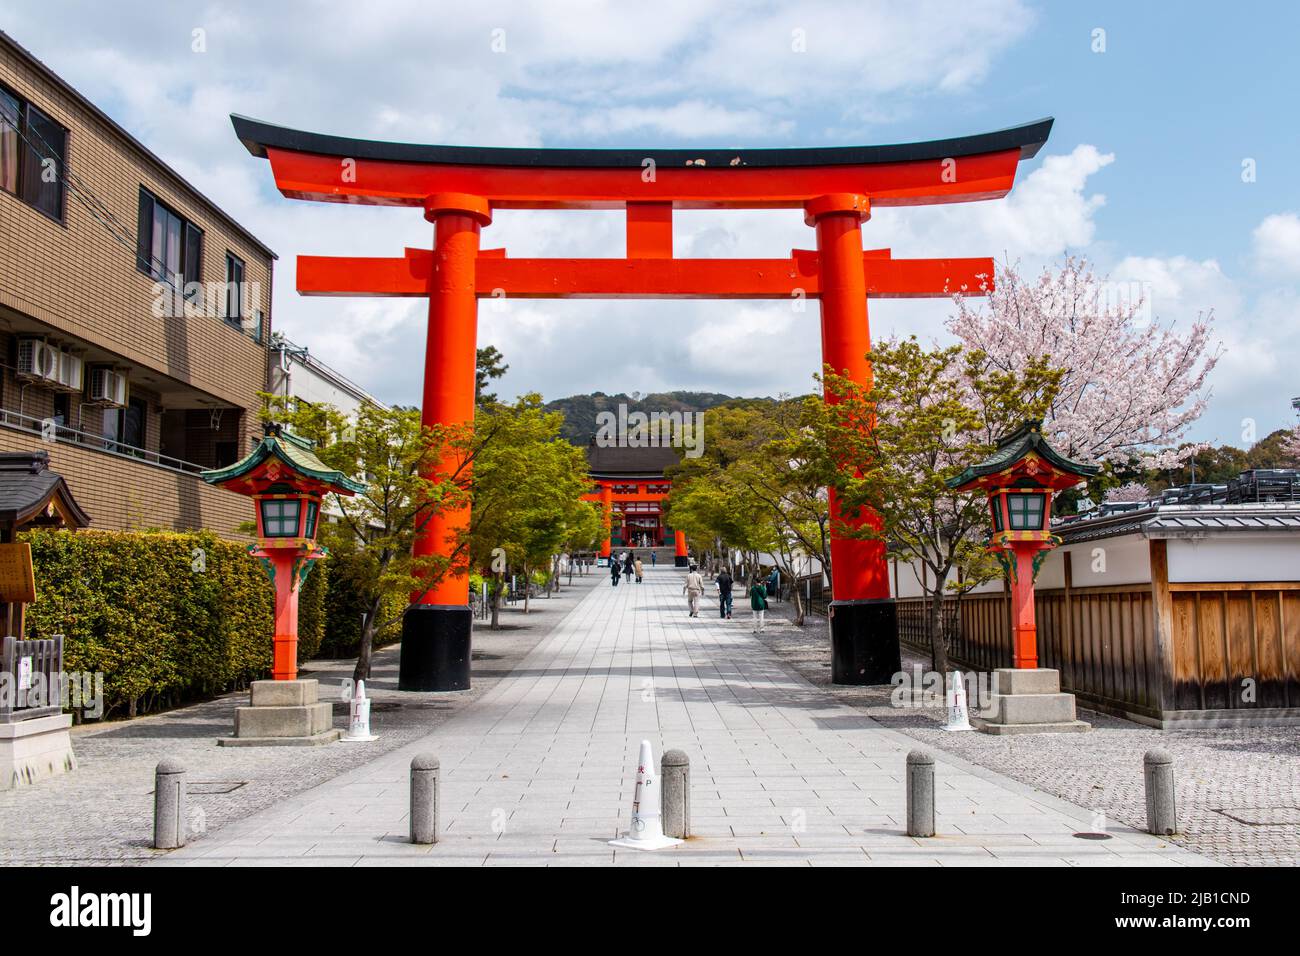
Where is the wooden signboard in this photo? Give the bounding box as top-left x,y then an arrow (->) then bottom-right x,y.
0,542 -> 36,604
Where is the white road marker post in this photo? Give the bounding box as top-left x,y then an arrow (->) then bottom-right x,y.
943,670 -> 973,732
341,679 -> 378,742
610,739 -> 682,850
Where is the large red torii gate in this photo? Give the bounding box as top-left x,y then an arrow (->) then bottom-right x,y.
232,114 -> 1052,692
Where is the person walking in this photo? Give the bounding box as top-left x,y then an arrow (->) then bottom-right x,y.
624,551 -> 636,579
650,550 -> 657,567
715,567 -> 734,619
683,564 -> 705,617
749,575 -> 769,632
610,559 -> 622,587
633,555 -> 644,583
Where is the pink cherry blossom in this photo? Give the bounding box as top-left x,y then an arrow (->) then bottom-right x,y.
949,258 -> 1220,470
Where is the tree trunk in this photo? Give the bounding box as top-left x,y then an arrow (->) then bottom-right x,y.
928,587 -> 949,676
523,563 -> 531,613
352,595 -> 383,684
792,586 -> 805,626
490,573 -> 503,630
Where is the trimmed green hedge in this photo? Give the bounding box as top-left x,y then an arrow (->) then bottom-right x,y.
319,548 -> 404,659
22,529 -> 327,720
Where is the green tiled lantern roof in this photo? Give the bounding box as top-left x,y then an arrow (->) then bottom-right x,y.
946,419 -> 1099,490
201,423 -> 367,494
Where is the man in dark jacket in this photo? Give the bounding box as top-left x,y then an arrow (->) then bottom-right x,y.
715,568 -> 734,619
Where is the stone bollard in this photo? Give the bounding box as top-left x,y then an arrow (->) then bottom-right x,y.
153,759 -> 187,849
661,749 -> 690,839
906,750 -> 935,838
1143,749 -> 1177,836
410,754 -> 440,845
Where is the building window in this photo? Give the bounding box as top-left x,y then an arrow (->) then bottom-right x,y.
136,187 -> 202,292
214,441 -> 237,469
101,396 -> 146,455
225,252 -> 245,326
0,82 -> 67,222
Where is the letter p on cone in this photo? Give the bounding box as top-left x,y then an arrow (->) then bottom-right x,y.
610,740 -> 682,850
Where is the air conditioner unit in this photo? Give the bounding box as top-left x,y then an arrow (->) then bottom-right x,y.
16,337 -> 59,384
87,366 -> 127,407
53,351 -> 83,393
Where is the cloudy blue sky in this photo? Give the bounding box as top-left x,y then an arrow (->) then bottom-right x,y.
4,1 -> 1298,445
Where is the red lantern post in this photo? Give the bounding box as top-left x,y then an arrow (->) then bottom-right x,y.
203,424 -> 365,680
948,421 -> 1098,669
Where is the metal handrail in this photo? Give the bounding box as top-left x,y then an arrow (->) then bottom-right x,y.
0,406 -> 207,476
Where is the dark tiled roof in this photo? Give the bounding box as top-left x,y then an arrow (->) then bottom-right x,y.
0,452 -> 91,528
202,428 -> 366,493
1057,503 -> 1300,544
585,444 -> 680,477
947,420 -> 1099,489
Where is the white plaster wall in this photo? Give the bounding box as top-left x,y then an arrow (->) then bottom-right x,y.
1167,535 -> 1300,583
1035,548 -> 1066,589
1063,534 -> 1151,587
892,558 -> 966,597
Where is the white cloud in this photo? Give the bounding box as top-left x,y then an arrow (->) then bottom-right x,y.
1251,213 -> 1300,278
0,2 -> 1221,420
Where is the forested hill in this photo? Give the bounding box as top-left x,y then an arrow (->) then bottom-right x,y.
543,391 -> 776,445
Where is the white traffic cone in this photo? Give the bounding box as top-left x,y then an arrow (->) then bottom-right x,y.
609,740 -> 683,850
943,670 -> 973,732
341,679 -> 378,742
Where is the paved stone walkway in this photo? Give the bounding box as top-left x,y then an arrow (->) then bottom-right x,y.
159,568 -> 1213,867
756,608 -> 1300,867
0,579 -> 590,865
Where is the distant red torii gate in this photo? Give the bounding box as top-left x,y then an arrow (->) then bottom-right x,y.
232,114 -> 1052,691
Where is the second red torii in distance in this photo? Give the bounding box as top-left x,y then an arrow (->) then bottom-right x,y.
232,114 -> 1053,692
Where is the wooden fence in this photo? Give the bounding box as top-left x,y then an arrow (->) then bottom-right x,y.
897,541 -> 1300,725
0,634 -> 63,721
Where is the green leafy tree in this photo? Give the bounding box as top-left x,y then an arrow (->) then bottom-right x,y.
666,399 -> 835,625
467,394 -> 601,626
260,395 -> 471,682
822,338 -> 1063,674
476,345 -> 510,405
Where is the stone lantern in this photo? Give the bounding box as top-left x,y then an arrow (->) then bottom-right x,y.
203,424 -> 365,745
947,421 -> 1098,734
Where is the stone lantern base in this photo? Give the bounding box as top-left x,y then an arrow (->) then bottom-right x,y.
218,679 -> 340,747
0,714 -> 76,789
971,668 -> 1090,735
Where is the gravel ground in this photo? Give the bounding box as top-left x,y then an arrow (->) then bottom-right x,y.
0,574 -> 599,865
753,601 -> 1300,867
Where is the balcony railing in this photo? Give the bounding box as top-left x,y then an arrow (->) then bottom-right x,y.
0,406 -> 206,476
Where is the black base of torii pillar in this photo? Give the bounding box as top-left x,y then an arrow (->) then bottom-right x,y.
829,598 -> 900,685
399,605 -> 472,692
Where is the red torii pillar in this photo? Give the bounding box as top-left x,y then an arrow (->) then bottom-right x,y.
599,483 -> 613,562
808,193 -> 894,683
402,194 -> 489,691
673,529 -> 689,568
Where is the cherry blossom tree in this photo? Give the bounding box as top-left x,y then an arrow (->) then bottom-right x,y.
1281,426 -> 1300,464
949,258 -> 1220,471
1104,481 -> 1153,504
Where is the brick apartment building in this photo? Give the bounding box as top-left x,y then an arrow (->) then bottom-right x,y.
0,31 -> 273,536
